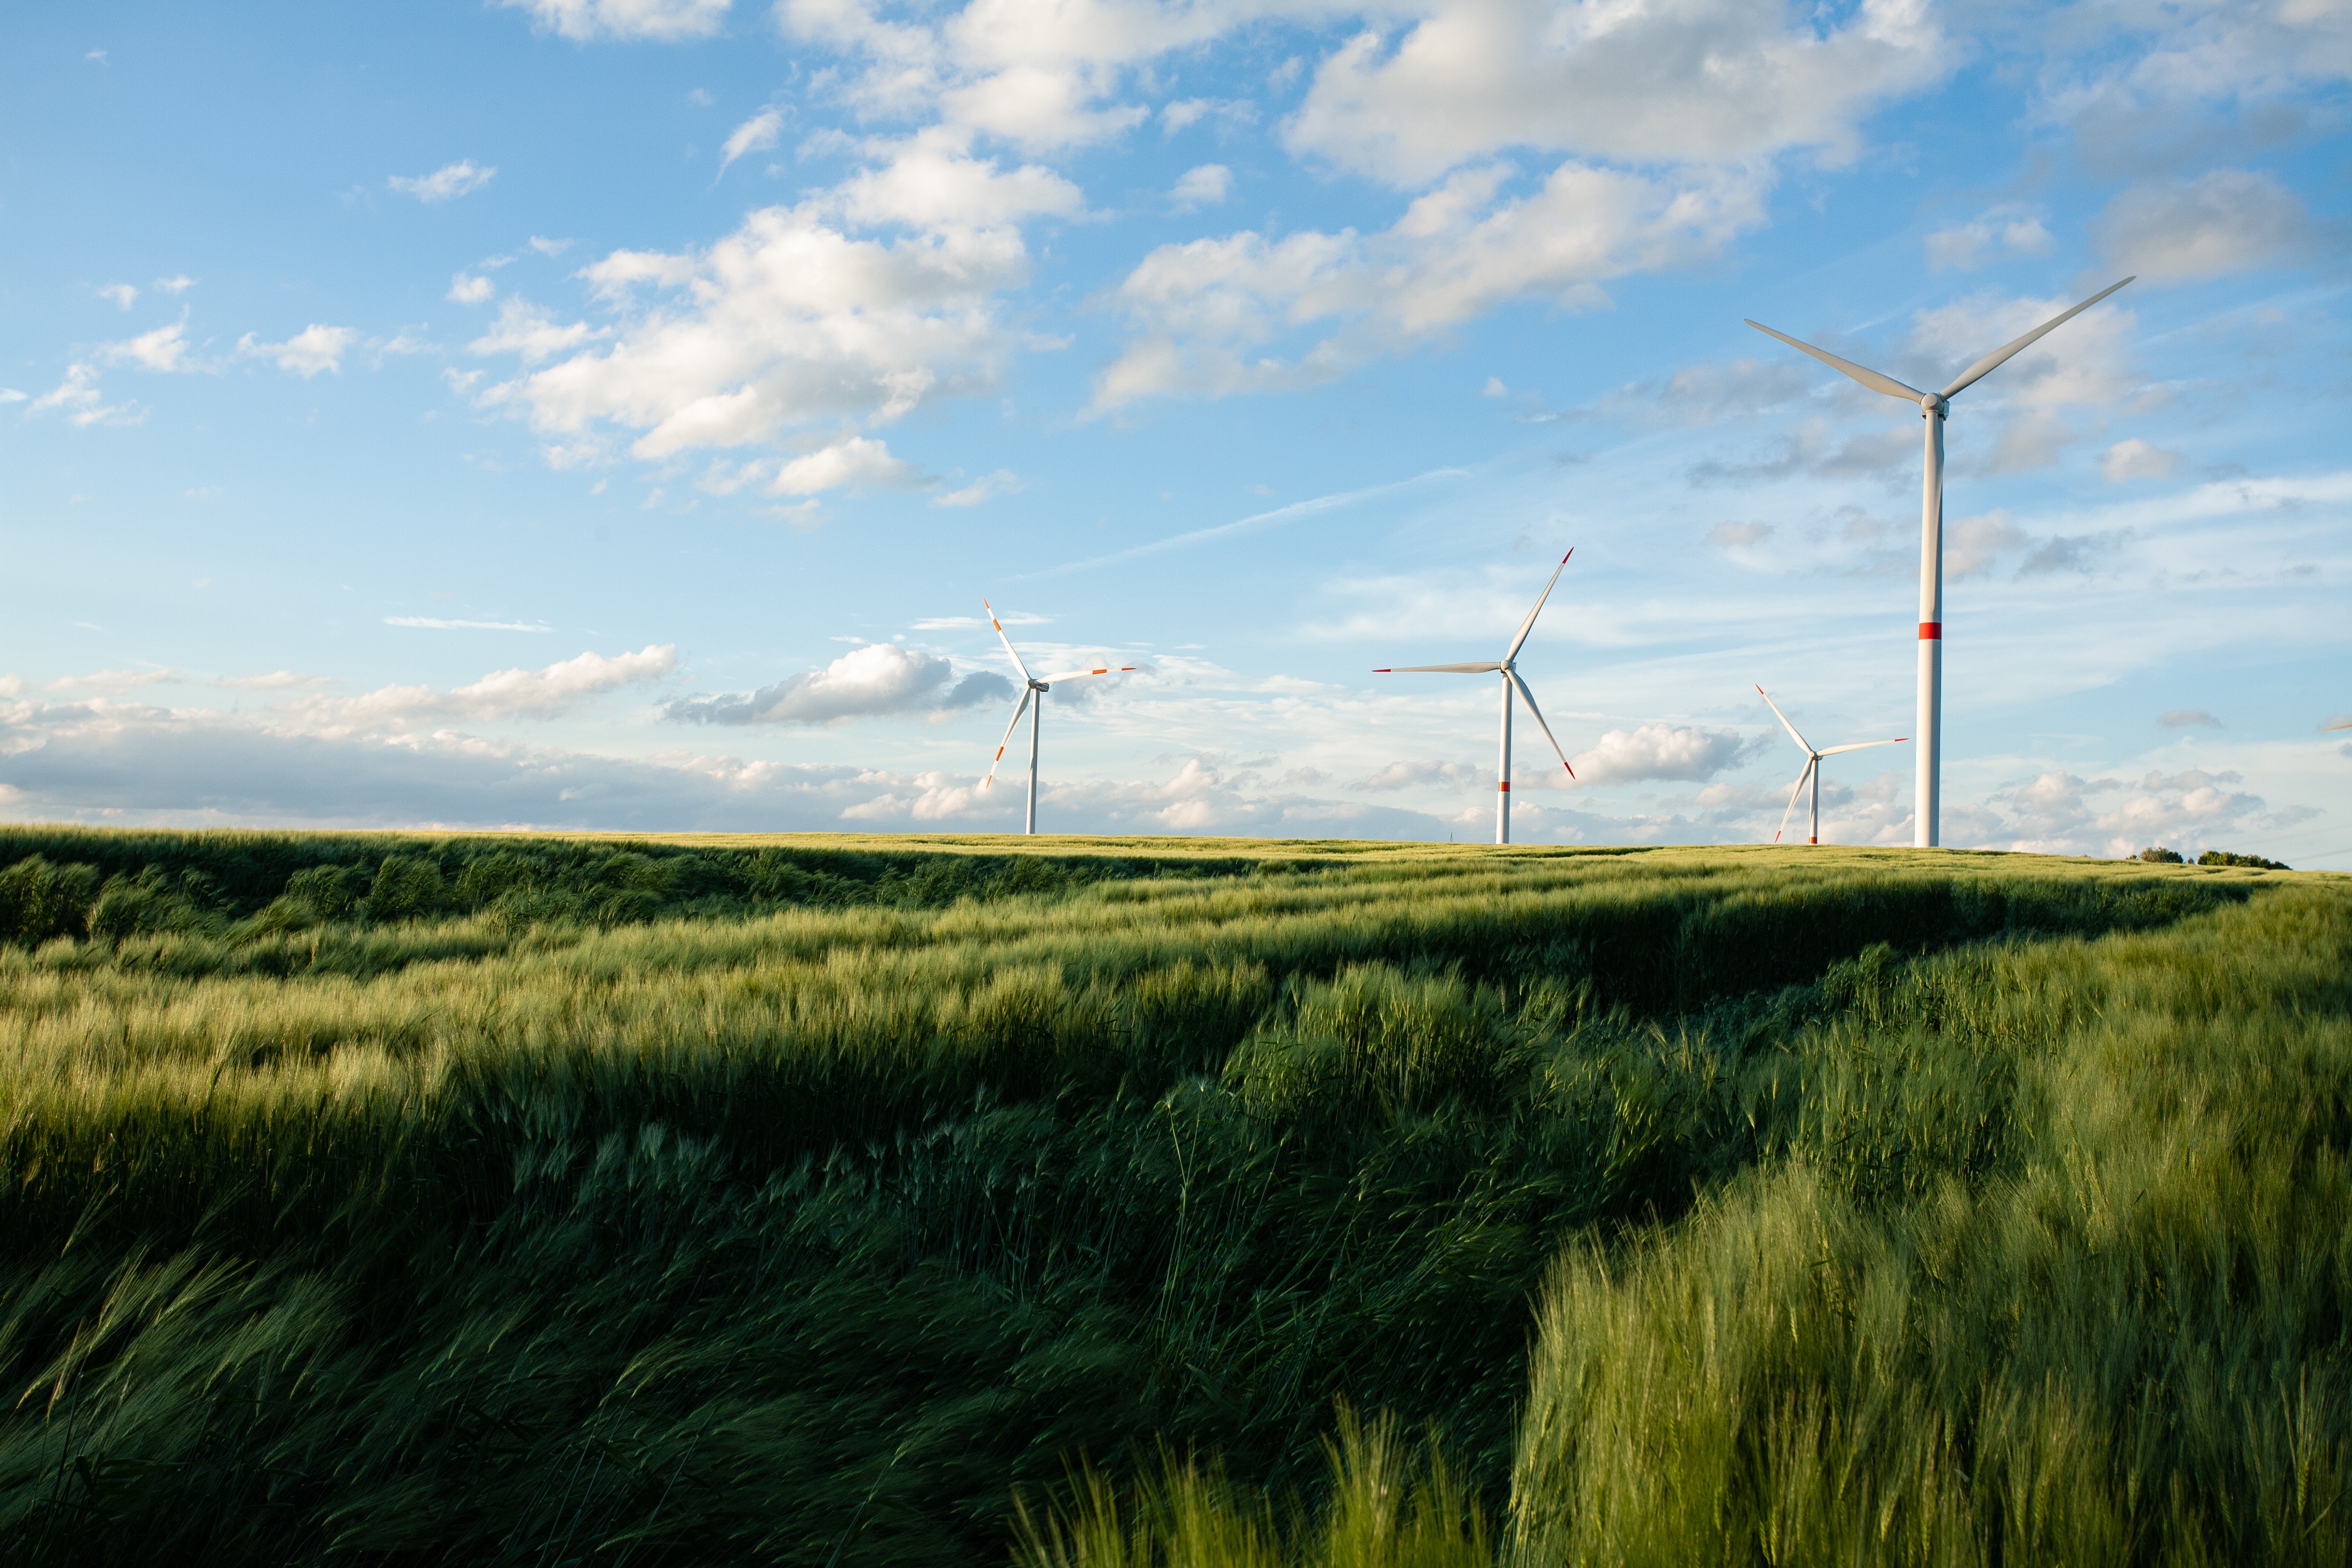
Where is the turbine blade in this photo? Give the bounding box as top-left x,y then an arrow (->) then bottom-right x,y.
1774,757 -> 1815,844
1754,683 -> 1815,755
1035,665 -> 1138,682
981,688 -> 1034,788
2326,719 -> 2352,732
983,598 -> 1035,685
1745,320 -> 1922,403
1375,662 -> 1503,674
1940,277 -> 2134,400
1503,549 -> 1574,664
1818,737 -> 1909,756
1506,669 -> 1575,780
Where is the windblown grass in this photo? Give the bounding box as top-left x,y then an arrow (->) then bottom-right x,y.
0,827 -> 2332,1564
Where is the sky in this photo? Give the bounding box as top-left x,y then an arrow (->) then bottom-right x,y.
2,0 -> 2348,862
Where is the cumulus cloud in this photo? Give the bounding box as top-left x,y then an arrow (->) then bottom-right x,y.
26,364 -> 142,427
495,0 -> 731,39
1923,208 -> 2054,271
99,283 -> 138,311
2093,169 -> 2320,281
1982,767 -> 2272,860
719,107 -> 785,174
101,319 -> 195,373
1094,161 -> 1766,410
932,468 -> 1020,506
1569,724 -> 1756,785
153,275 -> 195,295
1350,758 -> 1489,792
663,642 -> 1011,725
463,171 -> 1057,475
279,645 -> 678,735
2102,437 -> 2181,481
1571,357 -> 1812,427
449,273 -> 497,305
388,160 -> 498,202
239,325 -> 360,377
50,668 -> 184,695
1284,0 -> 1950,186
769,437 -> 923,496
1171,163 -> 1231,209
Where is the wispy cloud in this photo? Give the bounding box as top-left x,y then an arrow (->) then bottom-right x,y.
388,160 -> 496,202
384,616 -> 553,632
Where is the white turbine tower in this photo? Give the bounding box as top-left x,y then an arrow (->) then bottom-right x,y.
1746,277 -> 2133,849
1374,551 -> 1578,846
979,600 -> 1135,836
1756,684 -> 1907,846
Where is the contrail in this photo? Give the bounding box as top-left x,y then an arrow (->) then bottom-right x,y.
1025,466 -> 1470,579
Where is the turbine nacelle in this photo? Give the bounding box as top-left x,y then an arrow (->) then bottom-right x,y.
1373,551 -> 1578,845
1746,276 -> 2134,848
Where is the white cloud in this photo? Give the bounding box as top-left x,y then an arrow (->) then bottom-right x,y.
2102,438 -> 2182,482
1351,758 -> 1489,792
495,0 -> 732,40
238,325 -> 359,377
1170,162 -> 1232,209
769,436 -> 922,495
933,468 -> 1020,506
50,668 -> 184,695
2092,169 -> 2321,280
99,283 -> 138,311
1705,520 -> 1773,548
102,319 -> 195,373
215,671 -> 331,691
277,645 -> 677,736
26,364 -> 142,427
664,642 -> 1010,725
1566,723 -> 1754,785
0,389 -> 26,403
1285,0 -> 1950,186
449,273 -> 497,305
467,193 -> 1037,470
528,235 -> 573,255
153,275 -> 195,294
1094,160 -> 1765,410
388,160 -> 498,202
719,107 -> 786,173
2159,709 -> 2222,729
385,617 -> 554,632
467,298 -> 604,363
1923,207 -> 2054,271
1945,509 -> 2025,578
1903,290 -> 2138,412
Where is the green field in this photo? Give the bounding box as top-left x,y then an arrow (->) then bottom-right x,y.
0,827 -> 2342,1565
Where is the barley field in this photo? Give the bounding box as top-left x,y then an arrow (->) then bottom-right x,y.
0,827 -> 2340,1565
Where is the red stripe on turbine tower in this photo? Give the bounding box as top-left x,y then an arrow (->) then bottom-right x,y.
1498,781 -> 1509,792
1919,622 -> 1942,640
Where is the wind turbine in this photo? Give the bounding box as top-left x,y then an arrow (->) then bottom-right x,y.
1756,685 -> 1907,846
1747,277 -> 2133,849
979,600 -> 1135,836
1374,551 -> 1578,846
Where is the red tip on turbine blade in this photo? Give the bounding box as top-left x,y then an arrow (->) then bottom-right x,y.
1562,549 -> 1573,563
1372,668 -> 1391,674
1564,762 -> 1574,780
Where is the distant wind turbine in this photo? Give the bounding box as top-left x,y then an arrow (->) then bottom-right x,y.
980,600 -> 1135,835
1374,552 -> 1577,846
1756,684 -> 1907,846
1747,277 -> 2133,850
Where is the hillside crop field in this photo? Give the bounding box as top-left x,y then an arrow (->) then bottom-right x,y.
0,826 -> 2343,1566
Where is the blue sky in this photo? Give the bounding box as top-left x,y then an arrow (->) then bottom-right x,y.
3,0 -> 2348,860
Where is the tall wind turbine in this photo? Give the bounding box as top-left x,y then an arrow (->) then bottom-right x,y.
1747,277 -> 2133,849
979,600 -> 1135,836
1756,684 -> 1907,846
1374,552 -> 1578,845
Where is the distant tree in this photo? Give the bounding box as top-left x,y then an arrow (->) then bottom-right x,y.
2197,849 -> 2290,870
2138,846 -> 2185,863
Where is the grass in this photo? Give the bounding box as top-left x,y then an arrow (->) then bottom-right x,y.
0,827 -> 2335,1564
